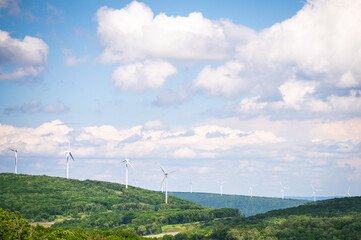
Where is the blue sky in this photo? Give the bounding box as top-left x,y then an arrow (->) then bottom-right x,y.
1,0 -> 361,198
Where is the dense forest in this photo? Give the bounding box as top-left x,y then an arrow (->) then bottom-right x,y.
168,192 -> 308,216
162,197 -> 361,239
0,208 -> 148,240
0,173 -> 238,235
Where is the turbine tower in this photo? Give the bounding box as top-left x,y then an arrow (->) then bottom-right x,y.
9,148 -> 18,174
65,141 -> 75,179
312,185 -> 320,202
217,181 -> 225,196
280,183 -> 289,200
347,186 -> 351,197
120,158 -> 134,188
160,166 -> 175,204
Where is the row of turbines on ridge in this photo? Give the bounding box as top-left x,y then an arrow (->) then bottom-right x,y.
6,145 -> 352,204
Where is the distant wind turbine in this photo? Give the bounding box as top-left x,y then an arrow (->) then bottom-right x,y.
280,183 -> 289,200
65,141 -> 75,179
120,158 -> 134,188
249,184 -> 255,198
160,166 -> 176,204
217,181 -> 225,196
312,185 -> 321,202
9,148 -> 18,174
347,186 -> 351,197
189,177 -> 193,194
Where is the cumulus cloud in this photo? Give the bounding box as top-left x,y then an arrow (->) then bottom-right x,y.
189,0 -> 361,105
96,1 -> 254,62
111,60 -> 177,91
238,96 -> 267,114
4,100 -> 69,114
192,61 -> 249,98
0,30 -> 48,81
278,80 -> 317,110
0,120 -> 72,156
60,121 -> 284,158
237,0 -> 361,87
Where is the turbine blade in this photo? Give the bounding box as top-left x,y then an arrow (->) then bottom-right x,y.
127,160 -> 135,169
160,176 -> 166,189
69,152 -> 75,161
160,166 -> 166,174
168,170 -> 176,175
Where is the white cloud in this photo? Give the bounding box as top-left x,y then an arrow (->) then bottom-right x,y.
96,1 -> 254,62
111,60 -> 177,91
0,120 -> 72,156
238,0 -> 361,88
187,0 -> 361,105
238,96 -> 267,113
0,30 -> 48,81
278,80 -> 317,109
192,61 -> 248,97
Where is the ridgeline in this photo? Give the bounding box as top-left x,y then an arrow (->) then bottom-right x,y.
168,192 -> 309,216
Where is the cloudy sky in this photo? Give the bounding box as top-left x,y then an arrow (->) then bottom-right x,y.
1,0 -> 361,198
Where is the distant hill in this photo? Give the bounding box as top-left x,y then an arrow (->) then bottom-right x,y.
0,173 -> 238,236
168,192 -> 309,216
163,197 -> 361,240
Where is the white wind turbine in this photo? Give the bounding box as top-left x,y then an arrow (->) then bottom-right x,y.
160,166 -> 176,204
347,186 -> 351,197
65,141 -> 75,179
9,148 -> 18,174
217,181 -> 225,196
280,183 -> 289,200
312,185 -> 321,202
120,158 -> 134,188
249,184 -> 255,198
189,177 -> 193,194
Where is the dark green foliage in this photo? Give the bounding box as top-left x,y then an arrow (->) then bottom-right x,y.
162,197 -> 361,240
0,173 -> 237,235
168,192 -> 309,216
0,208 -> 148,239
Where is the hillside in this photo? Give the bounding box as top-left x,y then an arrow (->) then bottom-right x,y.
0,173 -> 238,235
162,197 -> 361,239
168,192 -> 309,216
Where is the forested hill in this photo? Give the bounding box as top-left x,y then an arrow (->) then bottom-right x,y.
161,197 -> 361,239
247,196 -> 361,222
0,173 -> 238,235
168,192 -> 309,216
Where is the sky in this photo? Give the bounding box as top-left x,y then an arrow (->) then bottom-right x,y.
1,0 -> 361,198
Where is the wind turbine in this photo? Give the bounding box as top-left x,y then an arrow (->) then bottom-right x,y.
9,148 -> 18,174
347,186 -> 351,197
280,183 -> 289,200
312,185 -> 320,202
217,181 -> 225,196
120,158 -> 134,188
65,141 -> 75,179
249,184 -> 255,198
189,177 -> 193,194
160,166 -> 176,204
